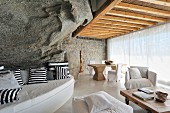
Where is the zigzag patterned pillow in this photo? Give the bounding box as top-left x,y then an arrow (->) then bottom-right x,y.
14,69 -> 24,86
28,68 -> 47,84
0,88 -> 22,104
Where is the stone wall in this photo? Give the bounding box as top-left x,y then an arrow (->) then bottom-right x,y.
61,37 -> 106,79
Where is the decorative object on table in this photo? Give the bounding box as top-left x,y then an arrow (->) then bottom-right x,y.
104,60 -> 113,65
155,91 -> 168,103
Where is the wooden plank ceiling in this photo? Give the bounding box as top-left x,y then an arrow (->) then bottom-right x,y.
76,0 -> 170,39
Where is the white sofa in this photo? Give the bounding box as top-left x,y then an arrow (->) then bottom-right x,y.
0,76 -> 75,113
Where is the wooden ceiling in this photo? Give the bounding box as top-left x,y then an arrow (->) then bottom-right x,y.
75,0 -> 170,39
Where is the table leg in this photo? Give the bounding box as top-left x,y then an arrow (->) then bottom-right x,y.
146,109 -> 152,113
125,98 -> 129,105
93,66 -> 105,81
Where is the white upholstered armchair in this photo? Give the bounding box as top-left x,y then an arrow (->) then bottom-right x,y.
124,66 -> 157,90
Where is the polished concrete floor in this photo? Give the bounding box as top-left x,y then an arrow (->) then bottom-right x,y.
55,74 -> 147,113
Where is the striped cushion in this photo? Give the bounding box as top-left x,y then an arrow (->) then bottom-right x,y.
0,88 -> 22,104
14,69 -> 24,86
56,67 -> 70,80
48,62 -> 70,75
28,68 -> 47,84
48,62 -> 70,80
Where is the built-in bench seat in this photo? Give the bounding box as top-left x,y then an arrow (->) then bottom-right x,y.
0,76 -> 75,113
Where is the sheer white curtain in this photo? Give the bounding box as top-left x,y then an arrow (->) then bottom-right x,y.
107,36 -> 129,65
129,31 -> 148,66
107,22 -> 170,86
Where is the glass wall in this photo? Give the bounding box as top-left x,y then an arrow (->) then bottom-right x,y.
107,22 -> 170,86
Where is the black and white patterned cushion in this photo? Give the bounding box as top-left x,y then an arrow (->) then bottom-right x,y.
28,68 -> 47,84
56,67 -> 70,80
48,62 -> 70,80
14,69 -> 24,86
0,88 -> 22,104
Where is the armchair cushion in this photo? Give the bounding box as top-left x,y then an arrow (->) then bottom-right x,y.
130,66 -> 148,78
125,78 -> 153,90
128,68 -> 142,79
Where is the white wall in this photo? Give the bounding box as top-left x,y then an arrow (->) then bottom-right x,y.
107,22 -> 170,85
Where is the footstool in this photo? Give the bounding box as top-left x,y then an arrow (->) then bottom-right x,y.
72,91 -> 133,113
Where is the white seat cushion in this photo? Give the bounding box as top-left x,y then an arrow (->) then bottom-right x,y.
125,78 -> 153,90
84,93 -> 113,113
72,91 -> 133,113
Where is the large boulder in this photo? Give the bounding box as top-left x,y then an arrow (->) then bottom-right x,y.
0,0 -> 92,68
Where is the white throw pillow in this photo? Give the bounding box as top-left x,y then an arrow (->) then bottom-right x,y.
129,68 -> 142,79
0,72 -> 21,90
84,93 -> 113,113
130,66 -> 148,78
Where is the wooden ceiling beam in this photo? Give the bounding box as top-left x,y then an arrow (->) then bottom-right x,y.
115,2 -> 170,17
107,10 -> 167,22
81,31 -> 124,35
97,35 -> 117,39
74,0 -> 123,37
92,23 -> 139,30
80,34 -> 117,39
91,25 -> 137,31
97,19 -> 146,29
99,33 -> 123,38
138,0 -> 170,7
80,32 -> 124,37
81,32 -> 120,36
82,31 -> 111,34
159,0 -> 170,2
89,27 -> 133,32
81,33 -> 118,38
82,29 -> 130,34
81,30 -> 126,34
101,15 -> 156,26
80,34 -> 120,38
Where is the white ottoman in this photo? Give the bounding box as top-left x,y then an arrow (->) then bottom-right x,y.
72,91 -> 133,113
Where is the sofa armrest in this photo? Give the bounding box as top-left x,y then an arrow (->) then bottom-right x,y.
125,71 -> 130,82
148,71 -> 157,86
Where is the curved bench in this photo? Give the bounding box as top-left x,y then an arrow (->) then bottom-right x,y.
0,77 -> 75,113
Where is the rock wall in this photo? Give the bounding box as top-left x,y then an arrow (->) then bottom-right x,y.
61,37 -> 106,79
0,0 -> 93,68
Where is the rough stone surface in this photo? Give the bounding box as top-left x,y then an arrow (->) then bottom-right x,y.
61,37 -> 106,79
0,0 -> 93,68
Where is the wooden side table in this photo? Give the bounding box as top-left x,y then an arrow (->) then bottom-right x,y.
88,64 -> 116,81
